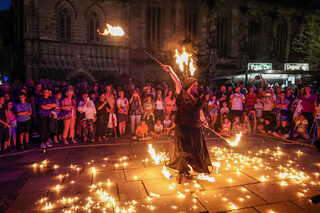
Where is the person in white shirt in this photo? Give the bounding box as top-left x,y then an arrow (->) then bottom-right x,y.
229,86 -> 245,119
78,91 -> 96,143
154,94 -> 165,121
151,120 -> 164,139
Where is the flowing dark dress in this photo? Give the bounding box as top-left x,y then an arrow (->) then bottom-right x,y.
167,90 -> 211,174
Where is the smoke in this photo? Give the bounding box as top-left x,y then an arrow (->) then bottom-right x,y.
164,33 -> 199,56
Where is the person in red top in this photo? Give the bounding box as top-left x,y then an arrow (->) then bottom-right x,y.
245,87 -> 257,114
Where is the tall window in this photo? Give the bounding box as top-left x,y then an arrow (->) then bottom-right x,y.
89,11 -> 100,42
248,16 -> 261,59
146,2 -> 161,47
275,19 -> 288,60
185,9 -> 198,40
216,15 -> 231,57
59,8 -> 71,40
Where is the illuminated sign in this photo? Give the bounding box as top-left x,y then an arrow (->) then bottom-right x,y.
284,63 -> 309,71
248,63 -> 272,71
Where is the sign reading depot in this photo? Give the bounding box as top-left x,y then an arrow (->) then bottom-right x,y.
284,63 -> 309,71
248,63 -> 272,71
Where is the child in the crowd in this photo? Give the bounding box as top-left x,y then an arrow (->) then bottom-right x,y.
15,93 -> 32,150
0,97 -> 9,152
39,88 -> 57,149
6,101 -> 17,150
132,120 -> 150,140
220,101 -> 230,119
231,116 -> 242,135
273,120 -> 290,139
220,118 -> 231,137
257,117 -> 265,134
264,119 -> 273,135
143,94 -> 155,131
254,98 -> 263,118
151,120 -> 164,139
163,114 -> 172,129
293,114 -> 310,139
208,95 -> 219,129
241,114 -> 252,136
50,90 -> 62,143
78,91 -> 97,143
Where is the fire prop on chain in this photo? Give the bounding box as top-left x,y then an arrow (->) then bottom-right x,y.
98,24 -> 166,70
175,47 -> 197,77
97,24 -> 125,36
205,126 -> 242,147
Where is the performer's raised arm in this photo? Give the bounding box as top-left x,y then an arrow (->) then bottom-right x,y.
162,65 -> 182,94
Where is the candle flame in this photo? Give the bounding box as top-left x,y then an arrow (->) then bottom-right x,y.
98,24 -> 125,36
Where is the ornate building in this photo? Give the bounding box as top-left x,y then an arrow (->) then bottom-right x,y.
7,0 -> 319,84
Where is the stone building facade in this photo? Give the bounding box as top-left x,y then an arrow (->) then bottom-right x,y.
9,0 -> 319,84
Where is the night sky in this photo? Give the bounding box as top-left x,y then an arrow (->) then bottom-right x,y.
0,0 -> 10,11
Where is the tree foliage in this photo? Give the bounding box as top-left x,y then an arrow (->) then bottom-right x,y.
292,10 -> 320,70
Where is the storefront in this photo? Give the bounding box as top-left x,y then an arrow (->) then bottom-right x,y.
213,63 -> 320,88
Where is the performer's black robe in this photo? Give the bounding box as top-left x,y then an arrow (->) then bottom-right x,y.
167,89 -> 211,174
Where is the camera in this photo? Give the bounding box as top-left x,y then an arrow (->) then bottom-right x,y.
255,75 -> 261,80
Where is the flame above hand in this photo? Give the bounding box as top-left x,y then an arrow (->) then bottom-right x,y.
98,24 -> 125,37
175,47 -> 196,76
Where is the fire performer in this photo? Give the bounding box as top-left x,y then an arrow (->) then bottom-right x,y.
162,65 -> 211,184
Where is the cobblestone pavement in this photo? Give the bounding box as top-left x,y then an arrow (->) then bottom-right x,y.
0,136 -> 320,213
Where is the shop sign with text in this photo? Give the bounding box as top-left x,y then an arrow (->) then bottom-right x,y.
248,63 -> 272,71
284,63 -> 309,71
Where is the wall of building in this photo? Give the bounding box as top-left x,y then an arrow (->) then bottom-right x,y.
15,0 -> 318,84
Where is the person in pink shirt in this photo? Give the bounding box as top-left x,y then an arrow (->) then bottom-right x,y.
61,89 -> 77,144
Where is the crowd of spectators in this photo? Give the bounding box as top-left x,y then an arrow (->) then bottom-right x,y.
0,74 -> 319,153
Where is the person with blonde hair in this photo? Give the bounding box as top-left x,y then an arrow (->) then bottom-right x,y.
61,89 -> 77,144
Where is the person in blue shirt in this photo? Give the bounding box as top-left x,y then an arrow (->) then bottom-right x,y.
15,93 -> 32,150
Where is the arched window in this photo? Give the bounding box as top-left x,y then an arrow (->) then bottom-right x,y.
184,8 -> 198,40
248,15 -> 261,59
59,8 -> 71,40
146,1 -> 161,47
89,11 -> 100,42
216,13 -> 231,57
275,18 -> 288,61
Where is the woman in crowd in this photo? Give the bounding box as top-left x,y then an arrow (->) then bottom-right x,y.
165,90 -> 176,119
129,91 -> 143,135
95,93 -> 110,141
61,89 -> 77,144
117,90 -> 129,137
6,101 -> 17,151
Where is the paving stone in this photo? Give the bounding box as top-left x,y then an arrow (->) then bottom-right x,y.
226,207 -> 259,212
83,161 -> 114,172
18,176 -> 63,193
245,180 -> 319,203
0,170 -> 25,182
113,159 -> 144,170
241,168 -> 284,182
194,186 -> 267,212
292,198 -> 320,213
63,172 -> 92,188
126,193 -> 207,213
143,178 -> 204,196
197,171 -> 258,190
6,191 -> 46,213
118,181 -> 147,201
254,201 -> 306,213
92,170 -> 127,184
124,167 -> 163,181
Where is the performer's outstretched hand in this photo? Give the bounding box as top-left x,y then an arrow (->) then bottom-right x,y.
162,65 -> 173,73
